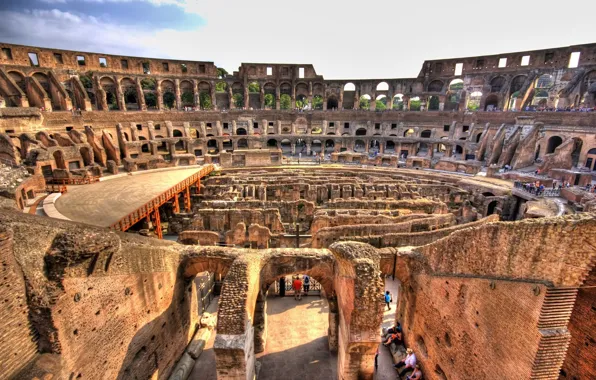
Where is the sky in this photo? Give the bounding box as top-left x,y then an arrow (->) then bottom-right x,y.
0,0 -> 595,79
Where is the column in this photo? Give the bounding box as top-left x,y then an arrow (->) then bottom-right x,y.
115,76 -> 126,111
370,91 -> 376,111
175,79 -> 182,110
192,80 -> 199,109
156,87 -> 164,110
228,86 -> 234,109
338,87 -> 344,110
136,78 -> 147,111
308,82 -> 313,109
306,143 -> 311,155
291,84 -> 296,109
210,82 -> 217,110
291,143 -> 296,155
260,87 -> 265,109
275,86 -> 280,110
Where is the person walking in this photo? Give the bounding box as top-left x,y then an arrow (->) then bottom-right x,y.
303,274 -> 310,295
292,276 -> 303,301
384,290 -> 392,310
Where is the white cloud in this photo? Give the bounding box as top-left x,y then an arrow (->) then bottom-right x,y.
4,0 -> 596,79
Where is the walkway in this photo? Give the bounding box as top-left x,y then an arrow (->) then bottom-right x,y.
188,296 -> 219,380
256,295 -> 337,380
54,167 -> 202,227
375,277 -> 400,380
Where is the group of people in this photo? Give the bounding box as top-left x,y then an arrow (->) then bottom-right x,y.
290,274 -> 310,301
377,321 -> 423,380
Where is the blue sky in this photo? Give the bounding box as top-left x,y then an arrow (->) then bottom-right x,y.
0,0 -> 595,79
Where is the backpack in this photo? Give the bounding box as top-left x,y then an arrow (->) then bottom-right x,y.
304,276 -> 310,285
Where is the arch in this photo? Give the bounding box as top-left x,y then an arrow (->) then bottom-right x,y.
121,77 -> 139,110
173,130 -> 183,137
267,139 -> 278,148
427,80 -> 444,92
236,128 -> 247,136
354,139 -> 366,152
487,200 -> 499,216
546,136 -> 563,154
490,76 -> 506,93
448,79 -> 464,91
327,96 -> 338,110
475,132 -> 483,143
313,95 -> 324,110
392,94 -> 404,110
409,96 -> 421,111
324,139 -> 335,153
420,130 -> 432,138
468,91 -> 483,111
484,94 -> 499,111
296,94 -> 308,110
385,141 -> 395,152
207,139 -> 219,154
376,82 -> 389,91
344,82 -> 355,91
140,77 -> 157,90
355,128 -> 367,136
455,145 -> 464,154
536,74 -> 554,89
237,138 -> 248,149
359,94 -> 371,110
179,80 -> 194,107
141,143 -> 151,153
428,96 -> 440,110
281,139 -> 291,153
53,150 -> 66,170
375,94 -> 388,111
311,139 -> 322,153
248,81 -> 260,93
280,94 -> 291,110
403,128 -> 414,137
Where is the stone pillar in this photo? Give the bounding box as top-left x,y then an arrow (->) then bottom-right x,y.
175,79 -> 182,110
306,143 -> 311,155
136,78 -> 147,111
115,77 -> 126,111
338,87 -> 344,110
386,92 -> 393,110
156,87 -> 164,110
276,86 -> 281,110
244,85 -> 249,110
291,143 -> 296,155
276,120 -> 282,135
354,88 -> 360,109
192,80 -> 199,109
370,91 -> 376,111
379,142 -> 384,154
210,83 -> 217,110
308,82 -> 313,109
322,120 -> 327,135
291,84 -> 296,109
228,86 -> 234,110
260,87 -> 265,109
438,95 -> 445,111
328,297 -> 339,352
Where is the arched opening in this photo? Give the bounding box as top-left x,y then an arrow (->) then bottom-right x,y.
375,95 -> 388,111
207,139 -> 219,154
311,140 -> 322,154
409,96 -> 421,111
237,138 -> 248,149
327,96 -> 338,110
325,139 -> 335,153
490,76 -> 506,93
161,80 -> 176,109
475,133 -> 483,143
455,145 -> 463,155
546,136 -> 563,154
100,76 -> 119,111
376,82 -> 389,91
215,81 -> 229,109
445,79 -> 464,111
427,80 -> 444,93
417,142 -> 429,155
571,138 -> 583,167
428,95 -> 440,110
354,139 -> 365,153
392,94 -> 404,110
281,139 -> 291,153
484,94 -> 499,111
342,83 -> 355,109
180,80 -> 194,108
198,82 -> 211,110
222,138 -> 232,150
121,78 -> 139,110
236,128 -> 247,136
467,91 -> 483,111
359,94 -> 371,110
280,94 -> 291,110
487,200 -> 498,216
386,141 -> 395,153
189,129 -> 199,139
420,130 -> 432,138
313,95 -> 324,110
535,144 -> 541,161
267,139 -> 278,148
173,130 -> 183,137
482,192 -> 495,197
263,83 -> 276,109
296,94 -> 308,110
355,128 -> 367,136
79,147 -> 92,166
144,92 -> 157,109
53,150 -> 66,170
248,81 -> 261,109
403,129 -> 414,137
141,143 -> 150,153
585,148 -> 596,171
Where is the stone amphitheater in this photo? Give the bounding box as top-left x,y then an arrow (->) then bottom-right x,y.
0,41 -> 595,380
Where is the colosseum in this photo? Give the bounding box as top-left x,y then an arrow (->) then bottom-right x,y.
0,41 -> 595,380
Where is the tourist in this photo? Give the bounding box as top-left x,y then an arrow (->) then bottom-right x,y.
303,274 -> 310,294
383,327 -> 403,347
292,275 -> 302,301
384,290 -> 392,310
394,348 -> 417,377
406,364 -> 423,380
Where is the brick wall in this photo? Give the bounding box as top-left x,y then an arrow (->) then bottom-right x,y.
0,228 -> 38,378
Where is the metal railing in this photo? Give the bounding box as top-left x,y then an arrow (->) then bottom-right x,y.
45,184 -> 67,194
514,181 -> 561,197
108,165 -> 213,232
273,276 -> 322,295
46,176 -> 100,185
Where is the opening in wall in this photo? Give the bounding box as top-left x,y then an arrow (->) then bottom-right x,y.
181,64 -> 188,73
267,67 -> 272,76
454,63 -> 463,76
99,57 -> 107,67
521,55 -> 530,66
142,62 -> 150,74
77,55 -> 86,66
568,52 -> 581,68
199,64 -> 206,74
1,47 -> 12,60
498,58 -> 507,68
121,59 -> 129,69
299,67 -> 305,78
162,62 -> 169,71
53,53 -> 63,64
28,52 -> 39,67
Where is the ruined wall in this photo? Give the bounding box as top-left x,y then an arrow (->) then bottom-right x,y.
0,211 -> 199,380
398,275 -> 545,380
561,267 -> 596,380
0,227 -> 38,379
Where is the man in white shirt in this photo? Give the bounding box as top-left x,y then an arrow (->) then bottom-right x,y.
394,348 -> 417,377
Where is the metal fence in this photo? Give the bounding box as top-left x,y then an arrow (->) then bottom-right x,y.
273,276 -> 322,295
514,181 -> 561,197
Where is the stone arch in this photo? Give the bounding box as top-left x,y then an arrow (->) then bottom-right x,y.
267,139 -> 278,148
120,77 -> 139,110
490,76 -> 506,93
420,129 -> 432,138
486,200 -> 499,216
355,128 -> 367,136
327,95 -> 338,110
484,94 -> 499,111
325,139 -> 335,153
354,139 -> 366,152
427,80 -> 444,92
547,136 -> 563,154
376,81 -> 389,91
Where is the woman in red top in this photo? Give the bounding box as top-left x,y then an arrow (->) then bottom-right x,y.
292,276 -> 303,300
